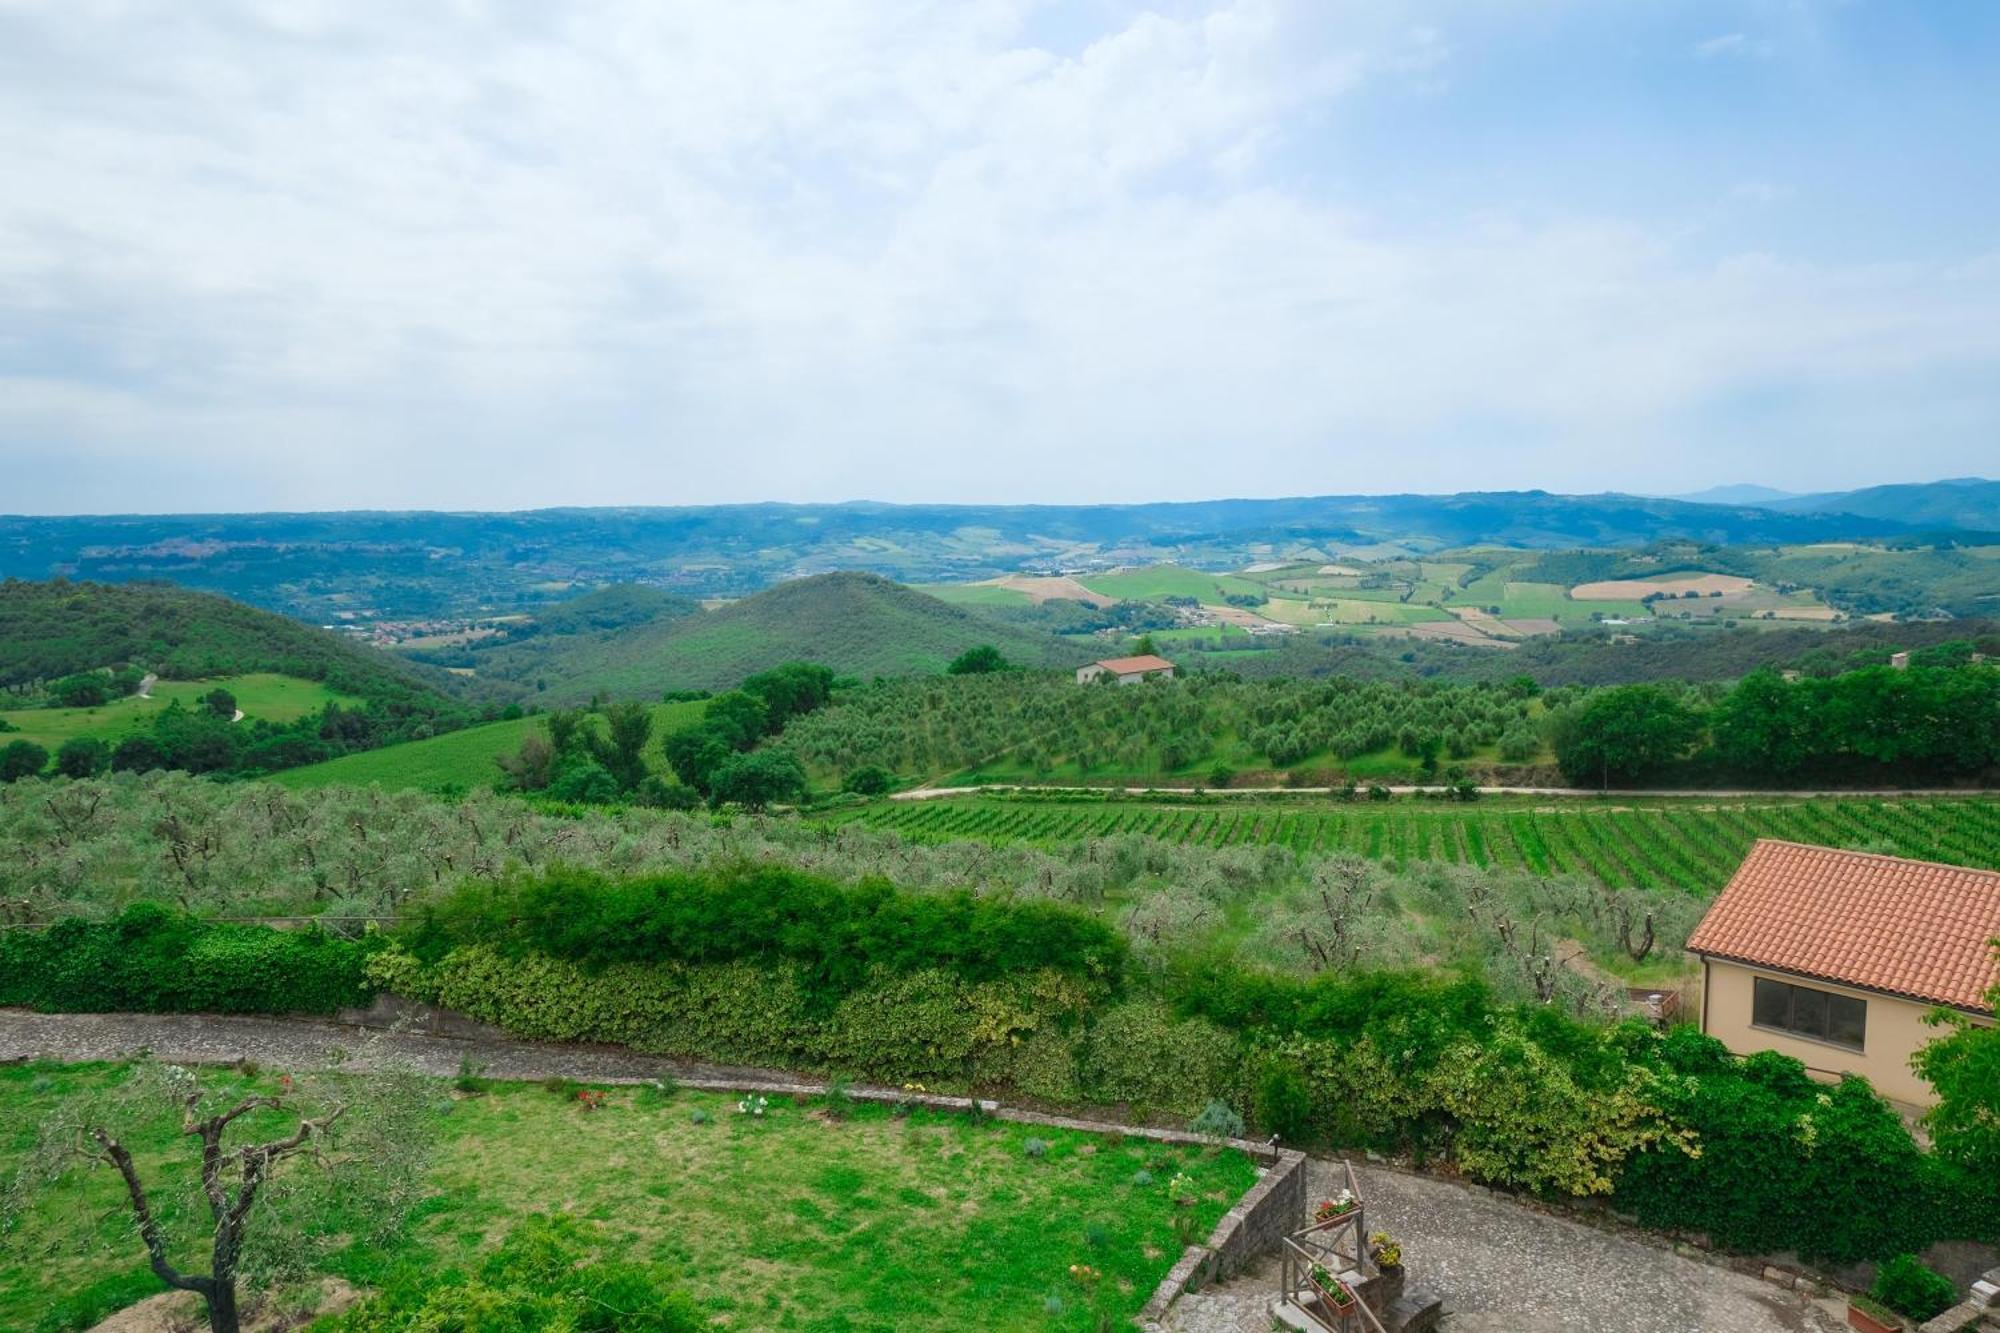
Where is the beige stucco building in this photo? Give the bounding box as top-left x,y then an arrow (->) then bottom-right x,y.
1075,654 -> 1175,685
1689,841 -> 1999,1108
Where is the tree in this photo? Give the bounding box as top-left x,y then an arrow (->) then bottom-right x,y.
55,735 -> 110,779
708,750 -> 808,810
548,757 -> 620,804
662,727 -> 733,797
742,662 -> 835,730
1550,686 -> 1701,788
842,764 -> 893,796
701,691 -> 769,751
947,645 -> 1008,676
204,688 -> 238,719
495,732 -> 556,791
1709,669 -> 1812,780
1132,634 -> 1159,657
12,1059 -> 436,1333
597,700 -> 654,791
52,673 -> 109,708
1,738 -> 48,781
1914,959 -> 2000,1179
111,734 -> 170,773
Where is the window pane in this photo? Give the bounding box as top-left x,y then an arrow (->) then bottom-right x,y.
1753,978 -> 1791,1029
1790,986 -> 1829,1040
1827,994 -> 1867,1050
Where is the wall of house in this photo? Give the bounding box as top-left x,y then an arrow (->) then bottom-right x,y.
1701,960 -> 1988,1107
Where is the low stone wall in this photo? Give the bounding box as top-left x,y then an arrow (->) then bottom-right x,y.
1137,1150 -> 1308,1328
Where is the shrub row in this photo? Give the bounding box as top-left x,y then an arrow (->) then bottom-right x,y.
399,865 -> 1128,1000
0,903 -> 375,1014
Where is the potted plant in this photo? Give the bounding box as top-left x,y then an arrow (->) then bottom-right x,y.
1314,1189 -> 1359,1225
1368,1231 -> 1403,1274
1309,1265 -> 1358,1319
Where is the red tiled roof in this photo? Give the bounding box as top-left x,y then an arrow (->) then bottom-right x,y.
1688,840 -> 2000,1013
1088,655 -> 1175,673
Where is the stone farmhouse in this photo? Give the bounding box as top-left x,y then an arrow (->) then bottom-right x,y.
1076,653 -> 1176,684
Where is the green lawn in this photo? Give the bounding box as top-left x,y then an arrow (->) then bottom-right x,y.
919,582 -> 1035,607
0,1064 -> 1258,1333
0,674 -> 358,751
275,700 -> 709,793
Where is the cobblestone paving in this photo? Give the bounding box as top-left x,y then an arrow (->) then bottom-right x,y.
1163,1160 -> 1849,1333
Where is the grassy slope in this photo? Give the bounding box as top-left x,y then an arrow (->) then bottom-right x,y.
511,572 -> 1075,701
1077,565 -> 1269,602
275,699 -> 709,792
0,674 -> 359,750
0,1066 -> 1256,1333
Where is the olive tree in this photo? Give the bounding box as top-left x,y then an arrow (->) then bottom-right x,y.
7,1056 -> 438,1333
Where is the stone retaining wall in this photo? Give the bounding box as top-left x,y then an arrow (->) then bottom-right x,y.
1137,1150 -> 1308,1329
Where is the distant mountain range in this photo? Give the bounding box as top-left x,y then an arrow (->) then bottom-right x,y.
2,478 -> 1991,621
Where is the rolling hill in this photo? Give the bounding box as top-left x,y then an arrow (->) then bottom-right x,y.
498,572 -> 1076,700
0,578 -> 456,705
1763,477 -> 2000,530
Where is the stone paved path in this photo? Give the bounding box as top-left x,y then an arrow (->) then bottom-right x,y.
1163,1160 -> 1849,1333
1,1012 -> 1855,1333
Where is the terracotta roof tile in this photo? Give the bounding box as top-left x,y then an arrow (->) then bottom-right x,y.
1087,655 -> 1175,673
1688,840 -> 2000,1013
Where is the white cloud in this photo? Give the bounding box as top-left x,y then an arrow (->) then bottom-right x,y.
0,0 -> 1993,510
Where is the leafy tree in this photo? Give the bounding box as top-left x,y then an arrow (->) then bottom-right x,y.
51,673 -> 109,708
1207,764 -> 1235,790
841,765 -> 893,797
55,736 -> 110,779
111,734 -> 170,773
741,661 -> 835,730
708,750 -> 808,810
947,645 -> 1008,676
204,687 -> 239,719
1550,685 -> 1701,788
495,732 -> 556,792
1914,961 -> 2000,1180
548,758 -> 620,805
1,739 -> 48,782
662,728 -> 732,797
701,691 -> 769,751
11,1059 -> 436,1333
598,701 -> 654,791
1132,634 -> 1159,657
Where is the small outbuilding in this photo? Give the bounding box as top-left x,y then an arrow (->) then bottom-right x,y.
1075,654 -> 1175,685
1687,839 -> 2000,1106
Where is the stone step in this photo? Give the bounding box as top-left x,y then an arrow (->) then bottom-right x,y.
1382,1287 -> 1444,1333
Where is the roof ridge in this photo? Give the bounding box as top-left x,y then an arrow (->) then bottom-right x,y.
1746,836 -> 2000,880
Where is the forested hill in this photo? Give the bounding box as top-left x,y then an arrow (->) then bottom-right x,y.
0,578 -> 453,704
493,572 -> 1074,701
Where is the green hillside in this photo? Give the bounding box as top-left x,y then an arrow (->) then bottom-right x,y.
0,578 -> 454,704
275,698 -> 709,793
497,572 -> 1074,700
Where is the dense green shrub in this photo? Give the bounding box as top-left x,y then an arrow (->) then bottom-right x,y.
0,903 -> 374,1014
1869,1254 -> 1958,1322
401,865 -> 1127,1000
1252,1060 -> 1314,1145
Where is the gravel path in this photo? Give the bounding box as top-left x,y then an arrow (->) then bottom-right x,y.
4,1011 -> 1853,1333
1165,1159 -> 1847,1333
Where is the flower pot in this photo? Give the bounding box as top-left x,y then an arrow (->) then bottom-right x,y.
1846,1301 -> 1901,1333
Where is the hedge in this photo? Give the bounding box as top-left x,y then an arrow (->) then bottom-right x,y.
0,903 -> 374,1015
399,865 -> 1128,1001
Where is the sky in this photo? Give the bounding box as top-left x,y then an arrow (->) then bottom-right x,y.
1,1 -> 1996,514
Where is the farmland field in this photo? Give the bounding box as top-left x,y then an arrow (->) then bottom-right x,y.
1076,564 -> 1270,603
818,794 -> 2000,896
275,699 -> 709,792
0,673 -> 358,750
0,1063 -> 1257,1332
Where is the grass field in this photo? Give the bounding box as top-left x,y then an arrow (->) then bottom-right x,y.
0,674 -> 358,751
819,794 -> 2000,896
275,699 -> 709,793
1076,565 -> 1270,603
1,1064 -> 1257,1333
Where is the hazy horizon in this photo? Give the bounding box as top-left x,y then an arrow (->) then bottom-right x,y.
4,2 -> 1997,513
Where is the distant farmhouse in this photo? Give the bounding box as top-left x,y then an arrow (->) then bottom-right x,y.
1075,654 -> 1175,685
1688,840 -> 2000,1106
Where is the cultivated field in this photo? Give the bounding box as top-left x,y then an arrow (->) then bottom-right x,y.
0,673 -> 357,750
0,1063 -> 1257,1333
820,794 -> 2000,896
